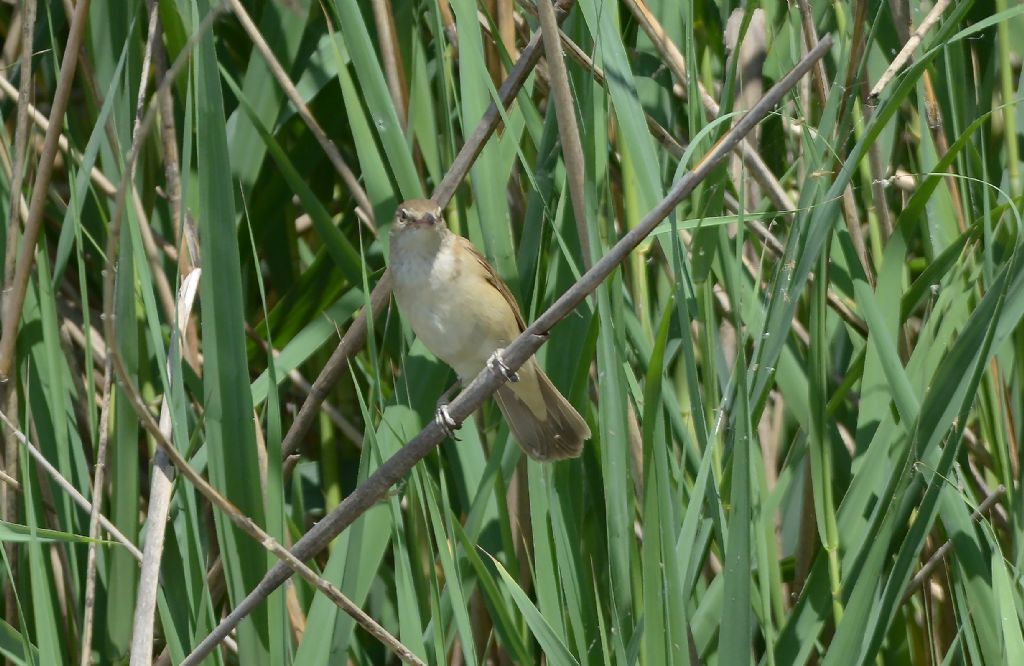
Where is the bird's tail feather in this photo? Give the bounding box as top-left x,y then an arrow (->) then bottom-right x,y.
494,367 -> 589,461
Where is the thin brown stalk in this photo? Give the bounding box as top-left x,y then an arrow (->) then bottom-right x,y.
0,9 -> 22,66
1,0 -> 36,628
796,0 -> 874,286
536,0 -> 591,263
371,0 -> 408,126
0,468 -> 19,491
0,139 -> 30,229
844,0 -> 894,251
0,461 -> 122,528
182,36 -> 833,663
840,0 -> 870,126
0,410 -> 142,561
0,74 -> 118,198
902,485 -> 1006,603
868,0 -> 953,101
32,433 -> 81,655
967,463 -> 1009,531
862,77 -> 895,242
286,580 -> 307,643
795,0 -> 829,106
921,71 -> 966,232
1,380 -> 17,630
227,0 -> 376,232
152,24 -> 186,268
2,1 -> 36,282
483,0 -> 501,83
838,177 -> 874,288
498,0 -> 518,66
79,362 -> 113,666
244,325 -> 363,447
0,0 -> 92,380
150,8 -> 200,372
437,0 -> 459,48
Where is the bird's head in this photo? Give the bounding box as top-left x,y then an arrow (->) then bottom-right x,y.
390,198 -> 448,256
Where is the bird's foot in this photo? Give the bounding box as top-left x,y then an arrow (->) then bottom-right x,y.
434,403 -> 461,441
487,348 -> 519,383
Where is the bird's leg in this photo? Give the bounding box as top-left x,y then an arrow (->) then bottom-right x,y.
435,406 -> 460,440
435,382 -> 462,440
487,348 -> 520,383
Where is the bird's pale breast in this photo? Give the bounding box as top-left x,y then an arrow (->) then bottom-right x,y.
393,242 -> 519,381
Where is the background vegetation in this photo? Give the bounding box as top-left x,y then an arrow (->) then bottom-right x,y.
0,0 -> 1022,663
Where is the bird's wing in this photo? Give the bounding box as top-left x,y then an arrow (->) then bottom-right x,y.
457,236 -> 526,331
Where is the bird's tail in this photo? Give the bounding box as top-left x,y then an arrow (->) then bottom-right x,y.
494,361 -> 590,461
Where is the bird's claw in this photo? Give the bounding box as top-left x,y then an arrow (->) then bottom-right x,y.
435,404 -> 461,441
487,348 -> 519,383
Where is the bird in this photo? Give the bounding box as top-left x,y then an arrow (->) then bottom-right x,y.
388,198 -> 590,461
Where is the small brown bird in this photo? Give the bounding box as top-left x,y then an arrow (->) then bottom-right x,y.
388,198 -> 590,460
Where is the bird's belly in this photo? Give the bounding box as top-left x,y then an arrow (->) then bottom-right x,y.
395,283 -> 504,380
403,293 -> 470,360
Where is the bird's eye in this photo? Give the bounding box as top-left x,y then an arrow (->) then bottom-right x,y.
399,208 -> 411,222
